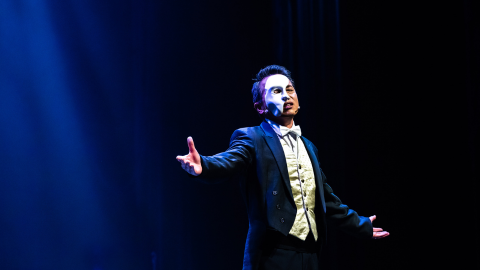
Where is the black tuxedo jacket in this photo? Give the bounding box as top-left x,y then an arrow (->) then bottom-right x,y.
195,121 -> 373,270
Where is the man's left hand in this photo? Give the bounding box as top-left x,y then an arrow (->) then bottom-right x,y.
369,215 -> 390,239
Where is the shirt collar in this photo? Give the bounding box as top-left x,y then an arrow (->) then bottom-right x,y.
265,119 -> 299,138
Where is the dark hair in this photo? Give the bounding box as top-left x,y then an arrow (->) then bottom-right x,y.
251,65 -> 294,104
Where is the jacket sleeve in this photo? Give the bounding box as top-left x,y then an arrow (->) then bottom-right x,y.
307,141 -> 373,239
193,128 -> 254,183
322,171 -> 373,239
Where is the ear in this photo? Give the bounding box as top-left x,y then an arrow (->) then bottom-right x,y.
254,102 -> 267,115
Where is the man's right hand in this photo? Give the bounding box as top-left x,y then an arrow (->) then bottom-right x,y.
176,136 -> 202,176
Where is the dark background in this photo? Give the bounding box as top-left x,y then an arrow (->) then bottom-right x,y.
1,0 -> 478,269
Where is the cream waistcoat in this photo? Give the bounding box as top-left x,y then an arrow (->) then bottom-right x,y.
280,135 -> 318,241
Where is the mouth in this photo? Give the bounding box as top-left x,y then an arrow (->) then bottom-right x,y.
284,102 -> 294,110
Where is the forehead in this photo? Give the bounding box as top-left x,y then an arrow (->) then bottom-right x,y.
261,74 -> 292,91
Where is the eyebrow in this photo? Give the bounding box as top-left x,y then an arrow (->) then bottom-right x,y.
267,85 -> 293,91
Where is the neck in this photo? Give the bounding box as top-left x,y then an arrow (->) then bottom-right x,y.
266,115 -> 294,128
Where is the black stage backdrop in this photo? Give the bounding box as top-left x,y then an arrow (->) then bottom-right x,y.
0,1 -> 478,269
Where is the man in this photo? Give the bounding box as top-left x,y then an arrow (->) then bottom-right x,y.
176,65 -> 389,270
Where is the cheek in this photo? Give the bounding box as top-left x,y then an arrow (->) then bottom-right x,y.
291,94 -> 299,103
265,94 -> 283,105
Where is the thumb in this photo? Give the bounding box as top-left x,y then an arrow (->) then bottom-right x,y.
187,136 -> 197,154
369,215 -> 376,223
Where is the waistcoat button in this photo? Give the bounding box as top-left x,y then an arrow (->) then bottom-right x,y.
276,204 -> 281,209
280,218 -> 285,223
272,191 -> 278,195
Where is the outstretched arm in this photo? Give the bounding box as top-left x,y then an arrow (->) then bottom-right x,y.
323,181 -> 373,238
176,129 -> 253,180
322,174 -> 390,240
176,136 -> 202,176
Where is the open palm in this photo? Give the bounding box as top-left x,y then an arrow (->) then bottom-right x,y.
369,215 -> 390,239
176,137 -> 202,176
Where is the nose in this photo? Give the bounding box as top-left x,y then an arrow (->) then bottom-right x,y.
281,95 -> 290,102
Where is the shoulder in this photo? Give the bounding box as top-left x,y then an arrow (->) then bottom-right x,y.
230,126 -> 263,140
228,126 -> 265,151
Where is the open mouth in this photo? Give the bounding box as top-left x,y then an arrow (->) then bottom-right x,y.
284,102 -> 294,109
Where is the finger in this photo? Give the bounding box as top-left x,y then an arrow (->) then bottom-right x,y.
187,164 -> 198,176
189,166 -> 199,176
185,162 -> 195,173
373,231 -> 390,239
382,232 -> 390,237
177,155 -> 191,163
178,158 -> 187,166
373,227 -> 383,232
187,136 -> 197,154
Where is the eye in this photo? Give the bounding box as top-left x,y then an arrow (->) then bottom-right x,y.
273,89 -> 281,94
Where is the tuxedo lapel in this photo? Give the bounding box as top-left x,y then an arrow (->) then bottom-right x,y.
260,121 -> 293,201
301,137 -> 326,213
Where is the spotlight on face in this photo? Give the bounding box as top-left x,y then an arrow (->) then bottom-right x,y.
263,74 -> 298,117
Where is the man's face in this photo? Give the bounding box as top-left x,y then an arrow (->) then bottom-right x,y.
261,74 -> 299,117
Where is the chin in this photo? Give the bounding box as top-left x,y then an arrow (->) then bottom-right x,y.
282,109 -> 297,116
